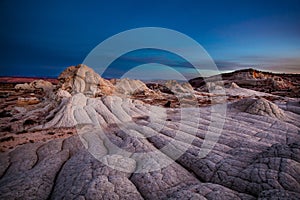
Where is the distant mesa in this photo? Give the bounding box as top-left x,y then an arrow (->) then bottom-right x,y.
189,68 -> 300,97
0,76 -> 58,84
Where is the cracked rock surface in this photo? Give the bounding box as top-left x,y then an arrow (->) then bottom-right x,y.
1,93 -> 299,199
1,65 -> 299,199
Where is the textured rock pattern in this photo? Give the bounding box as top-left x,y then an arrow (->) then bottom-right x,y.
164,80 -> 194,94
1,94 -> 299,199
1,65 -> 299,199
57,64 -> 115,97
15,79 -> 54,93
230,98 -> 286,119
113,78 -> 155,96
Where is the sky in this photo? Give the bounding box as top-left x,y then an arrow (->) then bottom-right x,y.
0,0 -> 299,79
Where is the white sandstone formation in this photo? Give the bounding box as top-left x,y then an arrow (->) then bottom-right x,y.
1,65 -> 300,199
165,80 -> 194,94
15,79 -> 54,92
113,78 -> 155,96
57,64 -> 115,97
230,97 -> 286,119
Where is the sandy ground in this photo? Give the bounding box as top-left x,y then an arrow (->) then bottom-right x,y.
0,128 -> 76,152
0,88 -> 76,152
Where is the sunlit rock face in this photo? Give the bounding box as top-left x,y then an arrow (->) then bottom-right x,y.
58,64 -> 115,97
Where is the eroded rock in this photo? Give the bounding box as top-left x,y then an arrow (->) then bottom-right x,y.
231,97 -> 286,119
57,64 -> 115,97
1,65 -> 299,200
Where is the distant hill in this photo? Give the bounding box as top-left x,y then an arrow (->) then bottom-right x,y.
189,68 -> 300,97
0,77 -> 58,84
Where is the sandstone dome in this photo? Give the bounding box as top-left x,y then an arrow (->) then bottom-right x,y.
231,97 -> 285,119
57,64 -> 115,97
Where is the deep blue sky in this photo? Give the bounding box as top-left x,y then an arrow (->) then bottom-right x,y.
0,0 -> 299,78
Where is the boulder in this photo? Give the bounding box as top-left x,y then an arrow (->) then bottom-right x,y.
15,80 -> 53,93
